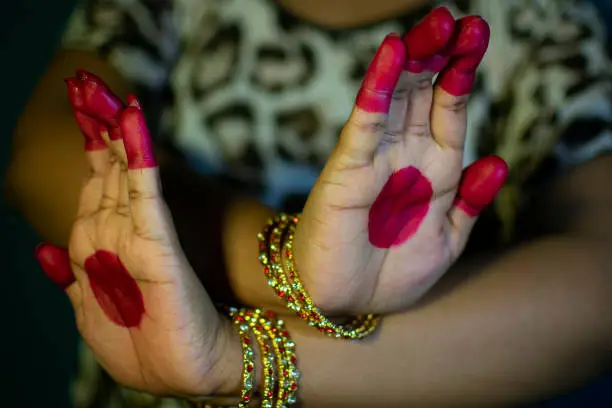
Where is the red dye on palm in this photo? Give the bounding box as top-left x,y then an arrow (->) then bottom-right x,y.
368,166 -> 433,248
84,250 -> 145,328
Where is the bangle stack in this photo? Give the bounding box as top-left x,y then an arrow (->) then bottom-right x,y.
196,211 -> 379,407
257,213 -> 379,340
228,307 -> 299,408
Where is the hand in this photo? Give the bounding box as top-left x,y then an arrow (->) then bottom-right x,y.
35,73 -> 237,396
295,8 -> 508,313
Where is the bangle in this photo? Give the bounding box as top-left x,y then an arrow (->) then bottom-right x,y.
229,309 -> 258,407
189,308 -> 299,408
258,213 -> 379,340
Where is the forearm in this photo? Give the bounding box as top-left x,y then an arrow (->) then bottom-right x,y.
219,234 -> 612,407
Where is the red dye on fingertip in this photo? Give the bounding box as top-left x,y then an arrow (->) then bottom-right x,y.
404,7 -> 455,61
355,35 -> 406,113
454,155 -> 508,217
368,166 -> 433,248
84,250 -> 145,328
35,243 -> 75,289
127,94 -> 141,110
120,106 -> 158,169
80,78 -> 123,126
438,16 -> 490,96
65,78 -> 85,109
74,111 -> 107,151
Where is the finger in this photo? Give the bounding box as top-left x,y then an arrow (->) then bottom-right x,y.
399,7 -> 455,138
66,79 -> 113,216
75,70 -> 127,160
431,16 -> 490,151
119,98 -> 167,239
75,69 -> 123,126
448,155 -> 508,255
336,34 -> 406,167
35,243 -> 82,308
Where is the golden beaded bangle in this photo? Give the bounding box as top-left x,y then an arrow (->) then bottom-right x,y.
234,308 -> 299,407
228,309 -> 258,408
258,213 -> 379,340
187,307 -> 298,408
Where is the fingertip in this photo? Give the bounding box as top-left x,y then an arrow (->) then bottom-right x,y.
73,111 -> 107,151
76,69 -> 110,88
65,78 -> 84,108
35,244 -> 75,290
120,105 -> 157,170
404,6 -> 455,61
453,16 -> 490,57
127,94 -> 142,110
355,34 -> 406,113
455,155 -> 509,216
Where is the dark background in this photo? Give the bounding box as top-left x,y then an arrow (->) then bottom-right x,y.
0,1 -> 611,407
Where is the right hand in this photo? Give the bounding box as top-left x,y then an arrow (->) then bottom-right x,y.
35,72 -> 240,397
294,8 -> 508,314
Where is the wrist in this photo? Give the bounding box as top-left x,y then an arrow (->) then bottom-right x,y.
208,314 -> 252,396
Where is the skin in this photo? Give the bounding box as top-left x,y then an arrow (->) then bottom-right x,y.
7,5 -> 612,406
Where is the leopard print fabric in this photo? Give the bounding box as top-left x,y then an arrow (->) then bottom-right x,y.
62,0 -> 612,406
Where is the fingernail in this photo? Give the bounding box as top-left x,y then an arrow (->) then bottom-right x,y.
35,243 -> 75,289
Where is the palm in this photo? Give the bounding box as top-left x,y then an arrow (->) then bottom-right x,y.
69,210 -> 197,393
301,132 -> 461,312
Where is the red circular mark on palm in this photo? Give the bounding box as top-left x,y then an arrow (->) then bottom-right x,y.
368,166 -> 433,248
84,250 -> 145,328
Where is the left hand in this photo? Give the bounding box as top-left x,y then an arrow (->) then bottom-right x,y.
294,8 -> 508,314
35,74 -> 240,397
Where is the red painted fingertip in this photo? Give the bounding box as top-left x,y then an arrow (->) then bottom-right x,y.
65,78 -> 85,110
355,34 -> 406,113
35,243 -> 75,290
120,102 -> 157,169
454,155 -> 508,217
80,77 -> 123,126
437,16 -> 490,96
127,94 -> 141,110
74,111 -> 107,151
452,16 -> 490,57
404,6 -> 455,60
76,69 -> 111,89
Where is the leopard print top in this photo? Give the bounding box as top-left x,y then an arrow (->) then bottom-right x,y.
63,1 -> 612,405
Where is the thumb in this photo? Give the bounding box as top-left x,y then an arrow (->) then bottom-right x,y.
448,155 -> 509,255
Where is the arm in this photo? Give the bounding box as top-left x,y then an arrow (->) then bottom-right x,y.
219,232 -> 612,407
